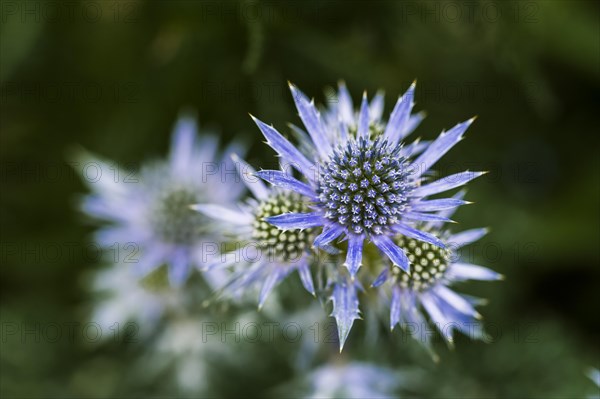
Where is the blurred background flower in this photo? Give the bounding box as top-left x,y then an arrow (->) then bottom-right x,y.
75,115 -> 245,286
192,156 -> 317,309
588,368 -> 600,399
276,361 -> 412,398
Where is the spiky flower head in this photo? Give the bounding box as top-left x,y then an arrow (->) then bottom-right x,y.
250,82 -> 487,349
78,115 -> 244,286
319,136 -> 412,236
192,155 -> 316,309
373,216 -> 503,360
252,192 -> 313,262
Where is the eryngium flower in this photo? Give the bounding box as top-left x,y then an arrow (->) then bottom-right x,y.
254,82 -> 483,276
373,215 -> 502,359
78,115 -> 244,286
192,155 -> 316,308
251,82 -> 485,348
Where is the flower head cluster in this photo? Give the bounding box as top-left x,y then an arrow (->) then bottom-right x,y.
253,83 -> 481,277
374,198 -> 503,359
236,82 -> 499,350
192,156 -> 316,308
80,82 -> 501,355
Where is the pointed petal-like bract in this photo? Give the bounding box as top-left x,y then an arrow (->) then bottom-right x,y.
344,234 -> 364,277
403,111 -> 425,137
392,223 -> 446,249
259,267 -> 286,309
448,228 -> 489,249
338,120 -> 349,141
412,118 -> 474,177
425,190 -> 467,231
265,212 -> 324,230
337,81 -> 354,124
372,268 -> 389,287
231,153 -> 269,200
383,82 -> 415,145
251,115 -> 315,179
411,198 -> 470,212
289,83 -> 332,158
420,293 -> 454,343
297,262 -> 315,295
371,235 -> 410,272
390,285 -> 403,330
314,225 -> 344,248
331,278 -> 361,352
203,248 -> 248,271
169,116 -> 198,176
399,139 -> 429,159
357,92 -> 370,140
402,211 -> 455,224
255,170 -> 317,200
369,91 -> 385,122
190,204 -> 252,225
431,294 -> 486,341
434,285 -> 480,319
412,171 -> 485,197
448,263 -> 503,281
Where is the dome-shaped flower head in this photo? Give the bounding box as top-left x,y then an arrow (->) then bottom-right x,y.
78,115 -> 245,286
373,200 -> 503,360
250,82 -> 485,349
191,155 -> 316,308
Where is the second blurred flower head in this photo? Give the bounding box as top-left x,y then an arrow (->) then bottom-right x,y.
78,114 -> 245,286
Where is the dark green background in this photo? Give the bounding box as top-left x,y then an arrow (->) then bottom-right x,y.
1,0 -> 599,397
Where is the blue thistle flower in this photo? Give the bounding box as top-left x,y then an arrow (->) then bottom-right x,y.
192,155 -> 316,308
250,82 -> 486,348
78,115 -> 245,286
373,209 -> 502,359
252,82 -> 483,277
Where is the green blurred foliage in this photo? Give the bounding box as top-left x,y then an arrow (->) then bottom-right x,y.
1,0 -> 599,397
